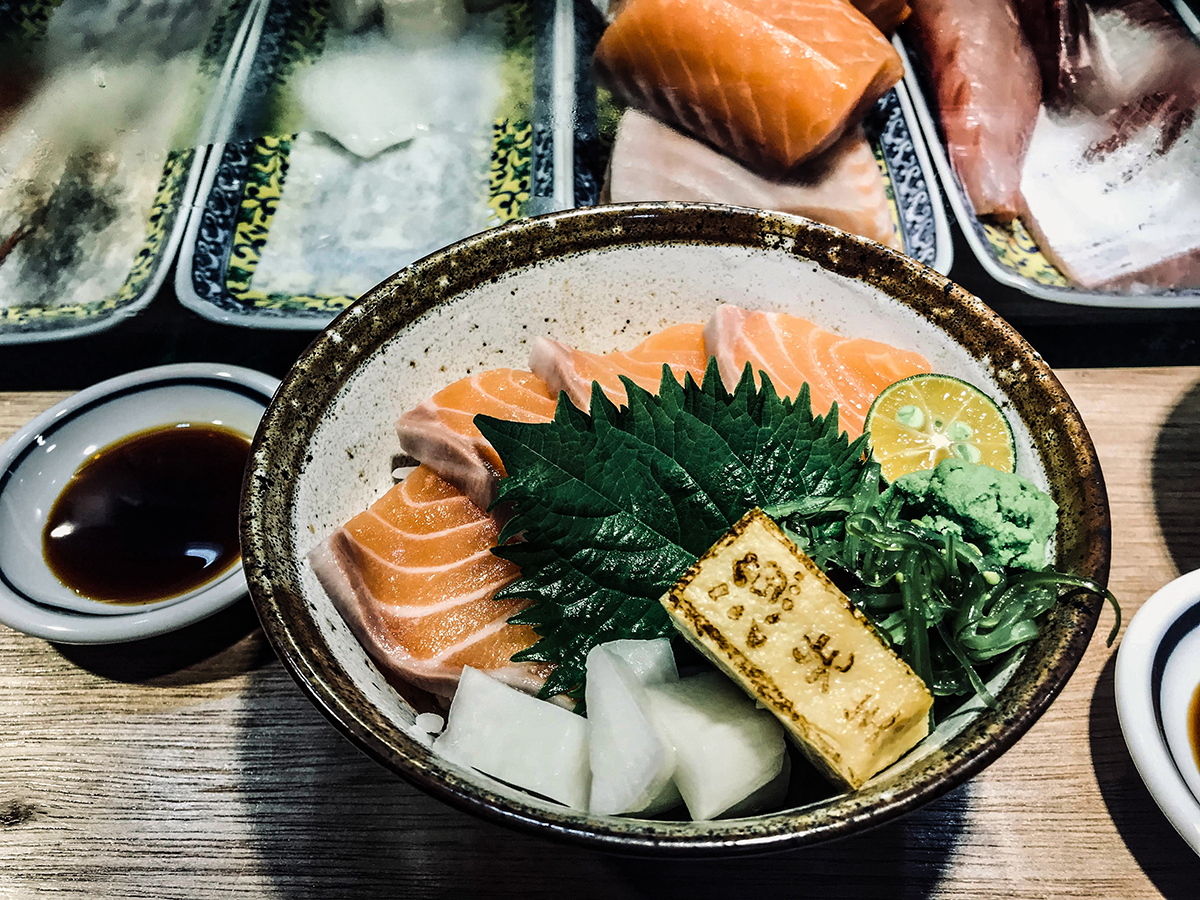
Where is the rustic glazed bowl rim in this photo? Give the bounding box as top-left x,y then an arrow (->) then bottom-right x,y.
241,202 -> 1111,855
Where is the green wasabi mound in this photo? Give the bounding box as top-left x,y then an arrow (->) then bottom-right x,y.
892,459 -> 1058,571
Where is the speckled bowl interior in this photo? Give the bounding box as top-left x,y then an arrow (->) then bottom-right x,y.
241,203 -> 1110,855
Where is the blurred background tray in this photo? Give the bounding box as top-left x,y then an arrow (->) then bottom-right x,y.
176,0 -> 588,328
6,1 -> 1200,384
0,0 -> 262,344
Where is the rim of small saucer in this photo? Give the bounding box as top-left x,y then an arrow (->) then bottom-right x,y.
1115,568 -> 1200,856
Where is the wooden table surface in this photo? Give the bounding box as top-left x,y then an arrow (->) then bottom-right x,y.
3,370 -> 1200,899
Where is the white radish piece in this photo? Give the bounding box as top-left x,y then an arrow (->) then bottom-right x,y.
433,667 -> 590,809
720,753 -> 791,819
414,712 -> 445,734
603,638 -> 678,686
645,672 -> 786,820
585,645 -> 676,816
633,778 -> 685,817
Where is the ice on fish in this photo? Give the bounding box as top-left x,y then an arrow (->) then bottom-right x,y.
294,29 -> 500,160
593,0 -> 903,174
250,22 -> 505,299
0,58 -> 200,309
247,131 -> 493,299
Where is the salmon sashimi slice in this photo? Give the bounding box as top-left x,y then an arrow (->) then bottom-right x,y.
592,0 -> 904,174
528,322 -> 709,410
704,304 -> 931,436
310,465 -> 549,703
396,368 -> 557,510
608,110 -> 901,251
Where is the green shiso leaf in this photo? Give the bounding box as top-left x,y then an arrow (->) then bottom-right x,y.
474,358 -> 867,701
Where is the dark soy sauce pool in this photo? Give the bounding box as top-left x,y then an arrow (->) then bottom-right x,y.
1191,682 -> 1200,771
43,424 -> 251,605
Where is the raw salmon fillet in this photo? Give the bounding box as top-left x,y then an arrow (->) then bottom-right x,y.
608,110 -> 901,250
908,0 -> 1041,219
592,0 -> 904,173
704,304 -> 931,436
310,465 -> 549,703
528,322 -> 710,410
396,368 -> 557,510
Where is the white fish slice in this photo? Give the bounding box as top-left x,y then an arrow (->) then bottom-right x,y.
1020,105 -> 1200,290
608,110 -> 901,251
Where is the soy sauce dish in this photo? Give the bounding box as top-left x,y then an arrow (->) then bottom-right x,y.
1116,568 -> 1200,856
0,363 -> 279,644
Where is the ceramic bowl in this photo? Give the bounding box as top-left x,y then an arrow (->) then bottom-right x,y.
241,203 -> 1111,854
1116,568 -> 1200,856
0,363 -> 279,643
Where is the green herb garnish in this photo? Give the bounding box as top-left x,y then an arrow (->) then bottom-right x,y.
797,465 -> 1118,705
477,361 -> 1118,706
476,360 -> 867,700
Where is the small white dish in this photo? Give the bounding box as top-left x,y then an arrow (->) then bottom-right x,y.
0,363 -> 279,644
1116,568 -> 1200,856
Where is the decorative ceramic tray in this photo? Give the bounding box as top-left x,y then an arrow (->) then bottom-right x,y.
898,2 -> 1200,308
176,0 -> 589,328
844,83 -> 951,273
0,0 -> 261,343
177,0 -> 951,329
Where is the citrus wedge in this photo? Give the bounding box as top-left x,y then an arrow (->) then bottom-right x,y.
864,374 -> 1016,482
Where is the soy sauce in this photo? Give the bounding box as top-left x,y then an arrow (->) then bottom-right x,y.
43,424 -> 250,605
1191,682 -> 1200,771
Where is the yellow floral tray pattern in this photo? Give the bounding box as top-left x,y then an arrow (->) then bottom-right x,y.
872,145 -> 902,249
981,220 -> 1070,288
222,119 -> 533,314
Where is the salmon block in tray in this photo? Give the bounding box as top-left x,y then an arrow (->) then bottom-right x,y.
593,0 -> 904,173
607,111 -> 902,251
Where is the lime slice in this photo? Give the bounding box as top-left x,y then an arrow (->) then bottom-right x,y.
864,374 -> 1016,482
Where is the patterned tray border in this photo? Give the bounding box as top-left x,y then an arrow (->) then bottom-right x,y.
866,87 -> 946,270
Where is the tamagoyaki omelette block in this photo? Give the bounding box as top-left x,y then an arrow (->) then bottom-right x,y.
660,509 -> 933,790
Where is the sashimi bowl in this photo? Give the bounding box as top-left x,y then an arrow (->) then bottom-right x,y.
241,203 -> 1110,854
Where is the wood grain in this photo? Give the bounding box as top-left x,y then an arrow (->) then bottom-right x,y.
2,371 -> 1200,899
